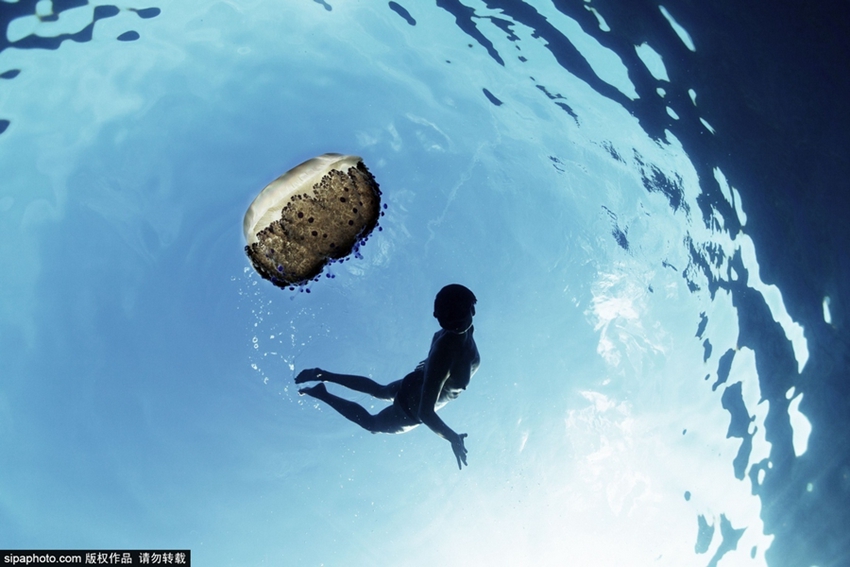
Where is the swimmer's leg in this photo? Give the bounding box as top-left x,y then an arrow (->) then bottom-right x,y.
294,368 -> 324,384
299,383 -> 377,431
295,368 -> 399,401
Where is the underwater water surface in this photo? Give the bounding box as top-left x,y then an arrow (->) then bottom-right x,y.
1,1 -> 847,566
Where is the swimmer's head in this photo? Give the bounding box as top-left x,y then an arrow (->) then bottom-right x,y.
434,284 -> 477,332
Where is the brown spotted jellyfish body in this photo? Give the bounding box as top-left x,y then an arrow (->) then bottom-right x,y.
243,154 -> 382,288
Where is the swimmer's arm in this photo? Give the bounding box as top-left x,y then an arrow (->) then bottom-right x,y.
418,335 -> 468,469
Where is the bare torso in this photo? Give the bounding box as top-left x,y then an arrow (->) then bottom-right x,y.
432,326 -> 480,407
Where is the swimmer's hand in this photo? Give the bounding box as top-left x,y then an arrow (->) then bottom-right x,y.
451,433 -> 468,470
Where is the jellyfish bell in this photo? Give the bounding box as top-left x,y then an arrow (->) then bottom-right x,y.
243,153 -> 382,288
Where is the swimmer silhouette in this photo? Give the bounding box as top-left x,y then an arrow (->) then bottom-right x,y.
297,284 -> 479,469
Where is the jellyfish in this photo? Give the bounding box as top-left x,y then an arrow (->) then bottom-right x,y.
243,153 -> 382,288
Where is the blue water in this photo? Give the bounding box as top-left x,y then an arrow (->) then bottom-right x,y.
1,1 -> 847,566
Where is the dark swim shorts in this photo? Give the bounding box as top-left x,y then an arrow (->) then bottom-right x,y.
393,365 -> 425,423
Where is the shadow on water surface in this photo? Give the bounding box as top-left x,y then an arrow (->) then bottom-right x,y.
0,1 -> 161,135
426,0 -> 849,564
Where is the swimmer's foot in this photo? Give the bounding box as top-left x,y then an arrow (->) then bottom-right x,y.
298,382 -> 328,397
295,368 -> 325,384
